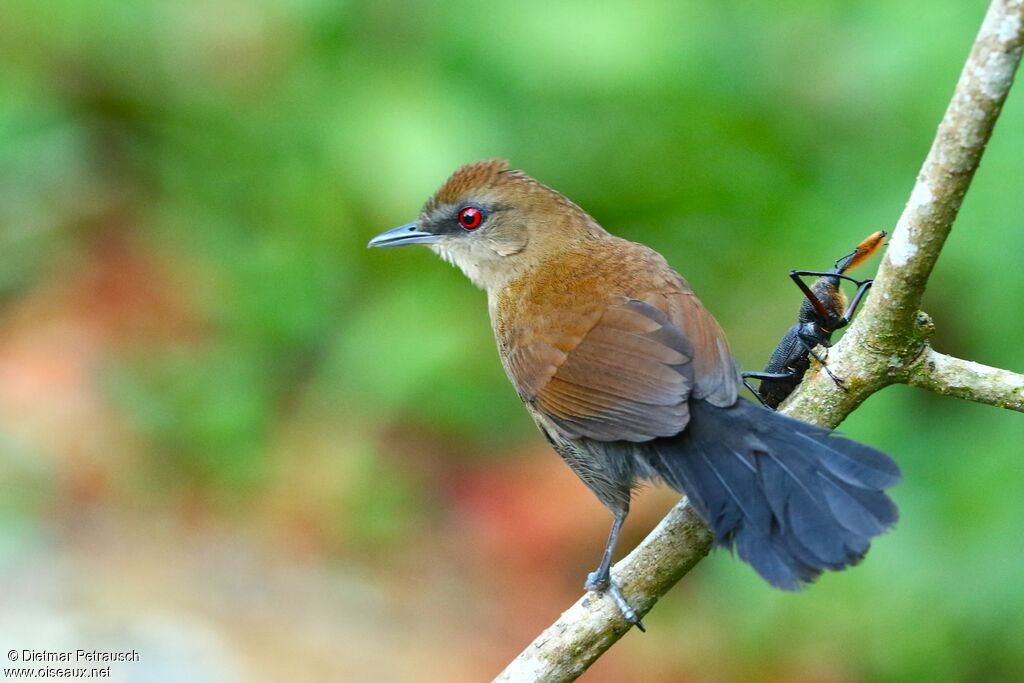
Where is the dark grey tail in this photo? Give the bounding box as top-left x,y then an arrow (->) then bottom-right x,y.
646,399 -> 900,590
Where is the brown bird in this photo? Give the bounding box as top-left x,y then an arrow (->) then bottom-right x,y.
369,160 -> 900,629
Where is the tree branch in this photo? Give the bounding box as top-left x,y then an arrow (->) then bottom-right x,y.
495,1 -> 1024,680
782,0 -> 1024,425
908,347 -> 1024,412
493,503 -> 713,683
861,0 -> 1024,341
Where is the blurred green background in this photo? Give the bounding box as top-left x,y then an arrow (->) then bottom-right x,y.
1,0 -> 1022,681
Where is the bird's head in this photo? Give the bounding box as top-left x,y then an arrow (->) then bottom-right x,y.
368,160 -> 606,291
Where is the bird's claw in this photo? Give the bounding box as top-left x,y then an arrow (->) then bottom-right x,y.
584,573 -> 645,632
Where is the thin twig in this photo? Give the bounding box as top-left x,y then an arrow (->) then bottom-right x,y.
908,347 -> 1024,412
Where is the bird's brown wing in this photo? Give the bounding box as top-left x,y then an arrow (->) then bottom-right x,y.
658,289 -> 741,408
503,296 -> 701,443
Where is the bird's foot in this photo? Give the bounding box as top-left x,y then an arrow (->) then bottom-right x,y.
585,571 -> 645,632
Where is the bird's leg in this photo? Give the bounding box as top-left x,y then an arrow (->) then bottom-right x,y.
584,507 -> 645,631
584,510 -> 624,592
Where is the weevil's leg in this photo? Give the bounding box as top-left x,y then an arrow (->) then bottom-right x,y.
741,376 -> 771,407
741,371 -> 800,409
835,279 -> 874,328
788,271 -> 831,320
790,270 -> 870,288
797,336 -> 847,389
742,371 -> 801,381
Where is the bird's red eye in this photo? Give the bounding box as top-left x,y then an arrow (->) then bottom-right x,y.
458,207 -> 482,230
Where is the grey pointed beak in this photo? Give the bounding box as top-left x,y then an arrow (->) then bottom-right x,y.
367,222 -> 440,248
